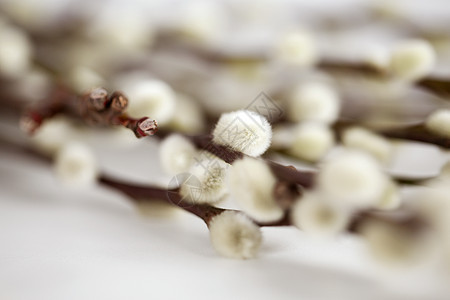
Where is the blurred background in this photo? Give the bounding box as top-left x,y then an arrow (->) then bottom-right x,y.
1,0 -> 450,299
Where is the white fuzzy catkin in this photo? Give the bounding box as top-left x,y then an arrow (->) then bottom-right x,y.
425,161 -> 450,190
287,82 -> 340,124
14,68 -> 51,102
342,127 -> 392,163
439,160 -> 450,179
169,94 -> 205,134
159,134 -> 197,176
68,66 -> 105,94
179,153 -> 229,204
208,211 -> 262,259
413,189 -> 450,234
124,79 -> 176,126
318,150 -> 387,208
87,8 -> 153,49
425,109 -> 450,138
213,110 -> 272,157
31,116 -> 76,156
288,122 -> 335,162
389,39 -> 435,81
179,1 -> 227,44
227,157 -> 283,223
0,25 -> 32,77
135,201 -> 180,219
362,45 -> 390,71
275,30 -> 318,67
375,180 -> 401,210
291,192 -> 350,237
54,142 -> 98,186
360,219 -> 431,266
271,125 -> 294,149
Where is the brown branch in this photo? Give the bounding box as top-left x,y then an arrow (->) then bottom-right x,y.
188,134 -> 244,163
10,89 -> 445,189
185,134 -> 316,188
19,86 -> 77,134
417,77 -> 450,98
0,136 -> 429,240
348,210 -> 428,235
99,173 -> 428,234
152,36 -> 450,100
317,59 -> 386,77
318,59 -> 450,101
334,119 -> 450,149
20,87 -> 158,138
379,123 -> 450,148
98,175 -> 226,225
98,174 -> 292,227
11,85 -> 314,194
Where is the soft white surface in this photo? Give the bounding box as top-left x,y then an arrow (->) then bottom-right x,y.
0,138 -> 449,300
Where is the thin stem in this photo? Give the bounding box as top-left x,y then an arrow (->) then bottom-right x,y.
379,123 -> 450,148
318,59 -> 450,100
98,174 -> 287,227
187,134 -> 315,188
417,77 -> 450,98
348,210 -> 427,234
21,87 -> 158,138
99,173 -> 427,234
334,119 -> 450,149
153,36 -> 450,100
317,59 -> 386,77
0,137 -> 428,236
98,176 -> 227,225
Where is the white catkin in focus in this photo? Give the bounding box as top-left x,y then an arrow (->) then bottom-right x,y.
179,153 -> 229,204
213,110 -> 272,157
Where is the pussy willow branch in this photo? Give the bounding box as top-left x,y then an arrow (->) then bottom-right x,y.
318,59 -> 450,99
98,176 -> 227,226
0,138 -> 227,226
0,12 -> 436,244
1,137 -> 285,227
152,36 -> 450,100
100,175 -> 289,227
186,134 -> 316,188
20,87 -> 157,138
2,86 -> 444,186
14,86 -> 316,189
100,174 -> 427,234
333,119 -> 450,149
0,130 -> 428,241
3,92 -> 425,233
